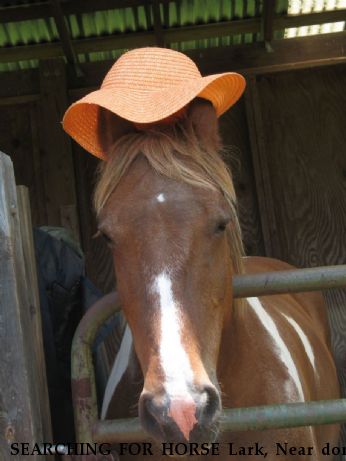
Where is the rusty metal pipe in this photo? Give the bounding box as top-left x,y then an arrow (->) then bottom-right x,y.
71,293 -> 122,442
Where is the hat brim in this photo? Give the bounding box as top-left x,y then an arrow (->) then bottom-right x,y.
63,72 -> 245,159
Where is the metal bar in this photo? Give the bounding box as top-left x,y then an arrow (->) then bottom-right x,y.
71,265 -> 346,442
93,399 -> 346,443
233,265 -> 346,298
71,293 -> 122,442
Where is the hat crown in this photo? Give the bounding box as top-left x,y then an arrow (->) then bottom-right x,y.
102,47 -> 201,91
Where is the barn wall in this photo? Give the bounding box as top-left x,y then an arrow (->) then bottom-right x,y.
0,99 -> 44,225
0,60 -> 80,241
251,65 -> 346,267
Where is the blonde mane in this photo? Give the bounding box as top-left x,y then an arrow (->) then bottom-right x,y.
94,116 -> 245,277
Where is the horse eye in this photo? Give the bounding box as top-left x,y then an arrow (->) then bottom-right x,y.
215,219 -> 229,233
103,233 -> 113,245
95,229 -> 114,246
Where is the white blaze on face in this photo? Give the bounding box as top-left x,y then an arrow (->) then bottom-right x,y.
152,271 -> 193,397
282,313 -> 316,373
247,297 -> 305,401
156,193 -> 165,203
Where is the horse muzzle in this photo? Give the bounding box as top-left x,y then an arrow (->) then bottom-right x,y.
138,384 -> 221,444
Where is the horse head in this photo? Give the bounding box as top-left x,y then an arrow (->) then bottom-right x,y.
95,99 -> 244,444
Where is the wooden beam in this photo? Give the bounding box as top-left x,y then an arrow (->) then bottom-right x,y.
0,32 -> 345,99
152,0 -> 165,47
262,0 -> 276,44
16,185 -> 53,445
49,0 -> 82,77
0,94 -> 38,106
38,59 -> 80,238
0,18 -> 260,62
0,0 -> 173,23
67,31 -> 346,90
1,8 -> 346,64
276,8 -> 346,29
144,3 -> 152,29
0,68 -> 39,98
188,32 -> 346,75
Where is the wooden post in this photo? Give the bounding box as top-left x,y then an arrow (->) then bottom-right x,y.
16,186 -> 53,445
38,58 -> 80,243
0,152 -> 49,460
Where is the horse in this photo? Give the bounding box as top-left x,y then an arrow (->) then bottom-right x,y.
93,98 -> 340,460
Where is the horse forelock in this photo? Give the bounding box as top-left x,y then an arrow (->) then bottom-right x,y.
94,116 -> 245,279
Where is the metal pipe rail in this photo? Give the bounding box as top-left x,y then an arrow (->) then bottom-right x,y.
71,264 -> 346,443
92,399 -> 346,443
233,265 -> 346,298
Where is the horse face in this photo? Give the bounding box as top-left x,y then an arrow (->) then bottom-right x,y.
98,156 -> 233,443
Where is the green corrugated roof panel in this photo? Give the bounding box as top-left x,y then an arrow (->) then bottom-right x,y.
0,0 -> 285,72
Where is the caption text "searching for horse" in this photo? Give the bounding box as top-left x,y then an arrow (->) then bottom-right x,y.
10,441 -> 346,457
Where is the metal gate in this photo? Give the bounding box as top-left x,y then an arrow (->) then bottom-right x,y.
71,264 -> 346,443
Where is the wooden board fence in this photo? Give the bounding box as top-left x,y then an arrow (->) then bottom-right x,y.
0,151 -> 52,460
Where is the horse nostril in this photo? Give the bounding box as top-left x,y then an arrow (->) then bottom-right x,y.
141,392 -> 158,419
139,392 -> 167,437
199,385 -> 221,424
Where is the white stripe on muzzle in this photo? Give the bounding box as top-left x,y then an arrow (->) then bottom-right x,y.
152,271 -> 194,397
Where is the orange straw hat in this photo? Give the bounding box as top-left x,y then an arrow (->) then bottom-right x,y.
63,47 -> 246,159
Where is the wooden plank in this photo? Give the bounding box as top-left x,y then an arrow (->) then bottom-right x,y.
262,0 -> 276,44
189,32 -> 346,75
144,2 -> 152,29
0,102 -> 46,226
66,32 -> 346,92
72,147 -> 115,293
38,58 -> 80,238
50,0 -> 82,77
219,98 -> 265,256
152,0 -> 165,47
0,69 -> 39,98
0,94 -> 38,106
244,76 -> 281,258
1,33 -> 345,97
0,152 -> 44,461
29,103 -> 48,225
16,185 -> 53,447
275,8 -> 346,29
60,204 -> 81,244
